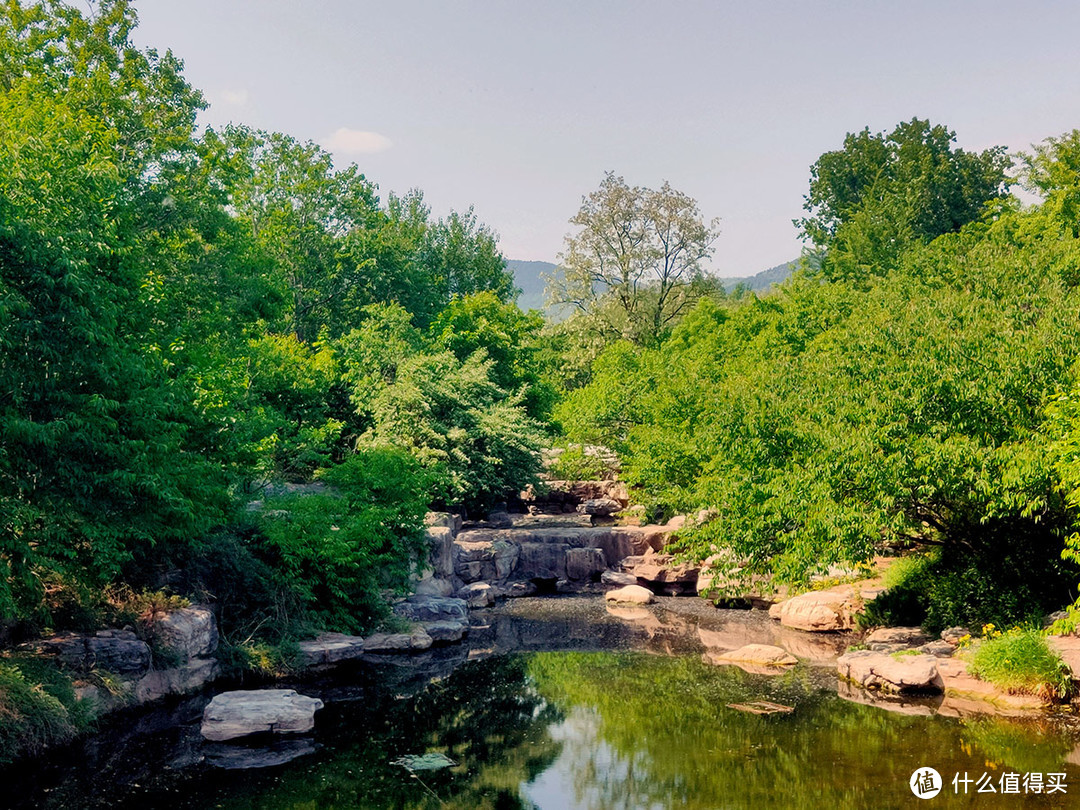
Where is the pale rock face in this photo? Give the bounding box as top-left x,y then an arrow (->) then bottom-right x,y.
423,620 -> 467,643
577,498 -> 623,517
393,596 -> 468,623
201,689 -> 324,742
296,633 -> 367,667
153,606 -> 219,661
363,629 -> 433,653
863,626 -> 930,647
773,590 -> 859,631
457,582 -> 495,608
604,584 -> 656,604
836,650 -> 944,694
601,570 -> 638,587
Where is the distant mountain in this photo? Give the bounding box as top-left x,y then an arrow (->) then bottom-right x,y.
507,257 -> 804,314
721,259 -> 800,293
506,259 -> 557,313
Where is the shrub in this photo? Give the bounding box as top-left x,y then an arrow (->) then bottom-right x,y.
256,447 -> 431,634
547,444 -> 611,482
0,663 -> 79,763
967,627 -> 1073,700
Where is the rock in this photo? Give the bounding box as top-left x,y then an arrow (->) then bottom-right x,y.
457,582 -> 495,608
916,641 -> 955,658
837,680 -> 939,716
601,570 -> 638,587
623,553 -> 699,596
505,581 -> 537,598
452,537 -> 520,583
768,602 -> 784,621
201,689 -> 324,742
864,626 -> 930,651
423,621 -> 467,644
425,526 -> 456,579
413,576 -> 454,597
940,626 -> 973,645
517,542 -> 569,581
30,630 -> 152,676
296,633 -> 366,667
577,498 -> 623,517
363,629 -> 433,653
135,657 -> 219,702
425,511 -> 462,534
485,511 -> 515,528
566,547 -> 607,581
710,644 -> 798,667
837,650 -> 943,694
1047,636 -> 1080,679
774,590 -> 859,632
934,657 -> 1046,715
152,607 -> 218,661
604,585 -> 655,605
393,596 -> 468,624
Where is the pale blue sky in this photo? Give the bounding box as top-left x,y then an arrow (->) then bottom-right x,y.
134,1 -> 1080,277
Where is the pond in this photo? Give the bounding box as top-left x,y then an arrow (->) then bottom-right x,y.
8,597 -> 1080,808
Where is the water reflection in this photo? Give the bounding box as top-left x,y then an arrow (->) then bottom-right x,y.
7,598 -> 1080,809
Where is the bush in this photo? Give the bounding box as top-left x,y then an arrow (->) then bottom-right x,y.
256,447 -> 431,634
547,444 -> 612,482
967,627 -> 1073,700
0,663 -> 81,764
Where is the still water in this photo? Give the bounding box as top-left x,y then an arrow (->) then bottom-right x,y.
8,597 -> 1080,809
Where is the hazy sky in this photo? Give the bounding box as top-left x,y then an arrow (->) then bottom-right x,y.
133,1 -> 1080,277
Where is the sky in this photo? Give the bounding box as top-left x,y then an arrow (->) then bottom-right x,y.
132,1 -> 1080,278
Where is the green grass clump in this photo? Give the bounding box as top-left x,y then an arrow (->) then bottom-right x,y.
0,664 -> 79,763
967,628 -> 1074,701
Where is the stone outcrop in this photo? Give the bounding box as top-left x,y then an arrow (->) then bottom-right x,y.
578,498 -> 623,517
837,650 -> 944,693
620,553 -> 699,596
605,585 -> 656,604
152,607 -> 218,661
201,689 -> 324,742
566,547 -> 607,581
423,620 -> 467,644
457,582 -> 495,608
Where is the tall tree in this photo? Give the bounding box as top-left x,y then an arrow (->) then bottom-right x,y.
797,118 -> 1011,282
548,172 -> 722,348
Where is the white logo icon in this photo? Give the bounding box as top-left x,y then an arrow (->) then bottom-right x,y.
911,767 -> 942,799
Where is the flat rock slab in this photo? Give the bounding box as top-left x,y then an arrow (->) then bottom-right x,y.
297,633 -> 367,667
601,570 -> 637,587
363,630 -> 433,653
29,630 -> 152,676
935,658 -> 1046,715
837,650 -> 943,694
201,690 -> 324,742
773,590 -> 859,632
604,584 -> 655,604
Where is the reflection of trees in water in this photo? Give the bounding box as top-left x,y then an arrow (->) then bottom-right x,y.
209,656 -> 564,810
524,652 -> 1077,810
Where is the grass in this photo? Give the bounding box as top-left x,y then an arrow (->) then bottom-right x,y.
0,659 -> 101,764
967,627 -> 1074,701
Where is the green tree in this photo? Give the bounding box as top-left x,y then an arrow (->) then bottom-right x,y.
797,118 -> 1011,282
548,172 -> 722,349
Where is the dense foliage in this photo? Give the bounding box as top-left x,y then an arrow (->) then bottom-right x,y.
560,127 -> 1080,628
0,0 -> 547,643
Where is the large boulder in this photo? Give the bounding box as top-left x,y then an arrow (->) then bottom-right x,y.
566,547 -> 607,581
772,590 -> 859,632
201,689 -> 324,742
452,537 -> 519,583
604,585 -> 655,605
601,570 -> 638,587
393,596 -> 468,624
152,607 -> 218,661
837,650 -> 944,694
